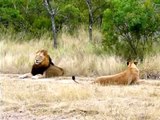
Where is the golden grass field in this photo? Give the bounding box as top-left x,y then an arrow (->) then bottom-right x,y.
1,28 -> 160,77
0,28 -> 125,76
1,28 -> 160,119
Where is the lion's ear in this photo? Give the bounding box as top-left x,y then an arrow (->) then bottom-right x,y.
42,50 -> 48,55
134,61 -> 138,65
36,49 -> 47,53
36,50 -> 40,54
49,56 -> 54,65
127,61 -> 129,66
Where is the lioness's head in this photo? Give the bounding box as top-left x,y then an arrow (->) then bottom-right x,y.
127,61 -> 139,74
127,61 -> 138,67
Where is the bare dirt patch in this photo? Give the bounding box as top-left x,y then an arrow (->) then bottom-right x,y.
1,74 -> 160,120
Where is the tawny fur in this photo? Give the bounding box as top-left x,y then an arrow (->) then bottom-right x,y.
92,61 -> 139,85
45,65 -> 64,77
19,50 -> 64,79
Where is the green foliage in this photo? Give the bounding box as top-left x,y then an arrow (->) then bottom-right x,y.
0,0 -> 108,35
1,0 -> 160,59
0,2 -> 24,31
32,17 -> 51,30
0,0 -> 49,34
102,0 -> 160,60
57,4 -> 81,33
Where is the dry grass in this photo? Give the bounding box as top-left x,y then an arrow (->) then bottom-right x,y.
1,77 -> 160,120
1,27 -> 160,120
1,27 -> 160,78
1,27 -> 160,119
0,27 -> 124,76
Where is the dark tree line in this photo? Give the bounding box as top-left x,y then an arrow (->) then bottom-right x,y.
0,0 -> 107,45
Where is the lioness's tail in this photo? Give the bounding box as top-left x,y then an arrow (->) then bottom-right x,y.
72,76 -> 80,84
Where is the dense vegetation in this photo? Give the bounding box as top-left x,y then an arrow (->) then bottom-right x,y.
0,0 -> 160,60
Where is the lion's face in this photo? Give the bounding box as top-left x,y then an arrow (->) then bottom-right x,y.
34,50 -> 49,66
35,50 -> 46,65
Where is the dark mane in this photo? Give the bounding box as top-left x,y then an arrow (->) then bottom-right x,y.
31,65 -> 49,75
31,55 -> 54,75
49,56 -> 54,65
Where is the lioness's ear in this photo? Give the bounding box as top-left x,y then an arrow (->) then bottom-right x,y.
134,61 -> 138,65
127,61 -> 129,66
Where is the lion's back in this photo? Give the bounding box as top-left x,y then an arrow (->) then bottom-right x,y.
45,65 -> 64,77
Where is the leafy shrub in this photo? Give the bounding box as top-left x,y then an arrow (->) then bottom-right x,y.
102,0 -> 160,60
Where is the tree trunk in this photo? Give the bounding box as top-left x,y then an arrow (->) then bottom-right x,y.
85,0 -> 94,41
43,0 -> 57,48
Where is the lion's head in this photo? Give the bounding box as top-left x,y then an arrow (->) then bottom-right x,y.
34,50 -> 54,66
31,50 -> 54,75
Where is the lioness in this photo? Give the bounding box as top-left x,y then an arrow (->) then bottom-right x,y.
19,50 -> 64,79
72,61 -> 139,85
92,61 -> 139,85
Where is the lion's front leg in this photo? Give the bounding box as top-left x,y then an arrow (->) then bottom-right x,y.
32,74 -> 45,79
19,73 -> 45,79
19,73 -> 32,79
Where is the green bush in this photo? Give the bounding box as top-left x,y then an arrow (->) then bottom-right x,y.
102,0 -> 160,60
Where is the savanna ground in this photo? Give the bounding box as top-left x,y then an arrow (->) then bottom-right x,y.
1,74 -> 160,120
1,28 -> 160,119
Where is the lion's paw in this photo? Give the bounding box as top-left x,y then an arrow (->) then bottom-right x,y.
32,74 -> 43,79
19,74 -> 27,79
32,75 -> 39,79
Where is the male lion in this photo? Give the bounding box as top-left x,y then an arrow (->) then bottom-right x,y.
19,50 -> 64,79
72,61 -> 139,85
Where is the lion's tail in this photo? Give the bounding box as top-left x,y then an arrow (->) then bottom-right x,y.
72,76 -> 94,84
72,76 -> 80,84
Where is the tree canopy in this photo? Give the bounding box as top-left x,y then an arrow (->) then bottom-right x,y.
102,0 -> 160,60
0,0 -> 160,59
